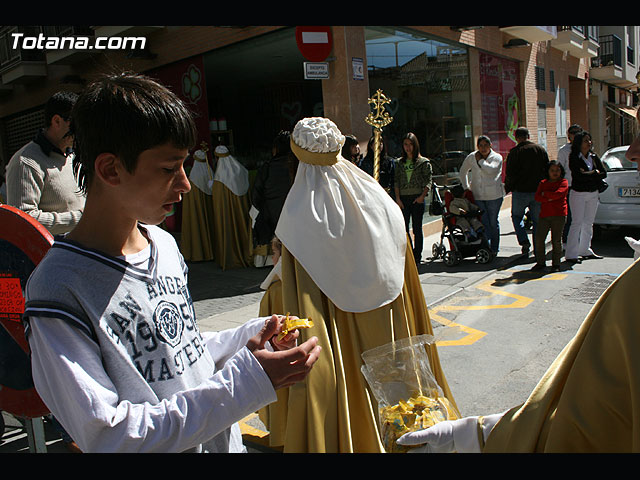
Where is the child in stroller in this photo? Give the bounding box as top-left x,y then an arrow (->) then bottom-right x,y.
431,183 -> 493,266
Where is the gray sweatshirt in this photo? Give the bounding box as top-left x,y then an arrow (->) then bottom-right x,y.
24,224 -> 275,452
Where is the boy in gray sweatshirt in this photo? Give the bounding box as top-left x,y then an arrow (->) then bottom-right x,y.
23,72 -> 320,453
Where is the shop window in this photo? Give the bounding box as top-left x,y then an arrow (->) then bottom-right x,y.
365,27 -> 473,164
203,27 -> 323,170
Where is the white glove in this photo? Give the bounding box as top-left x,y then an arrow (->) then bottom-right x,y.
625,237 -> 640,260
396,412 -> 505,453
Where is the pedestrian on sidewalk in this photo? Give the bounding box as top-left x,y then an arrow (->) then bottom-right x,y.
5,90 -> 85,235
565,131 -> 606,264
504,127 -> 549,256
557,124 -> 583,247
459,135 -> 505,254
394,132 -> 433,265
22,72 -> 321,453
531,161 -> 569,272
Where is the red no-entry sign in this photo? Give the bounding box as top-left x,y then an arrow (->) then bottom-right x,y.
295,26 -> 333,62
0,204 -> 53,418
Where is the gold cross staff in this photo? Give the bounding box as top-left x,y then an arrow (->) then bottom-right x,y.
364,89 -> 394,182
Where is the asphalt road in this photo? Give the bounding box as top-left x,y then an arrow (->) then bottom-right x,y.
433,224 -> 637,417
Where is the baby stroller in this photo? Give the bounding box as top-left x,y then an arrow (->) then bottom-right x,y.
430,183 -> 493,266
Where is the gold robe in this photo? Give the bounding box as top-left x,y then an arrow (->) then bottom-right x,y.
261,243 -> 459,453
484,260 -> 640,452
256,276 -> 288,448
180,180 -> 215,262
211,181 -> 252,270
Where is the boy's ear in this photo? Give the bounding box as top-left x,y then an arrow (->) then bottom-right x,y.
94,153 -> 123,186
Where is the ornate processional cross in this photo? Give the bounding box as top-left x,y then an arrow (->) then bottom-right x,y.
364,89 -> 394,182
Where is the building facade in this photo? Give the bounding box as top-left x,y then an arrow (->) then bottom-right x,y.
1,25 -> 638,230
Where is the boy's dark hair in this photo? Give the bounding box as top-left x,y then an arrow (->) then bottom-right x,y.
71,72 -> 198,194
546,160 -> 565,179
44,91 -> 78,127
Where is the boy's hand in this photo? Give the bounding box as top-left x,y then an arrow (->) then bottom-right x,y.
247,315 -> 321,390
271,314 -> 300,351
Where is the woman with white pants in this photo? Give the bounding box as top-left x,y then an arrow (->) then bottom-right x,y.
565,131 -> 607,264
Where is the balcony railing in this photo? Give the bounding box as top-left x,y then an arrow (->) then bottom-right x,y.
591,34 -> 622,68
0,26 -> 46,72
557,25 -> 599,43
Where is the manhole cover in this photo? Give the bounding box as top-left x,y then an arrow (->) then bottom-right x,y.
421,275 -> 466,286
564,276 -> 615,304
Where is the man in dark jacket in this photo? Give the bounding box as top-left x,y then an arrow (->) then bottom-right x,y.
251,131 -> 296,249
504,127 -> 549,256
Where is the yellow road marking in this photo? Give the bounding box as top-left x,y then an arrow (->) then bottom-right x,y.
239,413 -> 269,438
432,272 -> 567,347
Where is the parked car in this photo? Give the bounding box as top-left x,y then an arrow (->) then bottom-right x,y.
594,145 -> 640,228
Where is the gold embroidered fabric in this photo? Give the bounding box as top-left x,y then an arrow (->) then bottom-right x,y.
289,138 -> 339,166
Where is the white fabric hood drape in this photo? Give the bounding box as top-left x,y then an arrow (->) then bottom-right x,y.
189,150 -> 213,195
260,258 -> 282,290
275,117 -> 406,313
213,146 -> 249,196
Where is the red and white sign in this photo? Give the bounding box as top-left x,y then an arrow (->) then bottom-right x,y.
0,204 -> 53,418
295,26 -> 333,62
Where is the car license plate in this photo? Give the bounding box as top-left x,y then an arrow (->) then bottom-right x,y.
618,187 -> 640,197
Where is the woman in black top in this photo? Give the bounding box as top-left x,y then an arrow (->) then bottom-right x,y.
565,131 -> 606,263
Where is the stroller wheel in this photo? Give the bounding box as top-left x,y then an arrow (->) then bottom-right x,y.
444,250 -> 461,266
476,248 -> 492,264
432,243 -> 444,259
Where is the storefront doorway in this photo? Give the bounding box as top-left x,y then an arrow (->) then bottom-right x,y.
203,27 -> 323,171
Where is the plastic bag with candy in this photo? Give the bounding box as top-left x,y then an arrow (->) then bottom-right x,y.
361,334 -> 458,452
